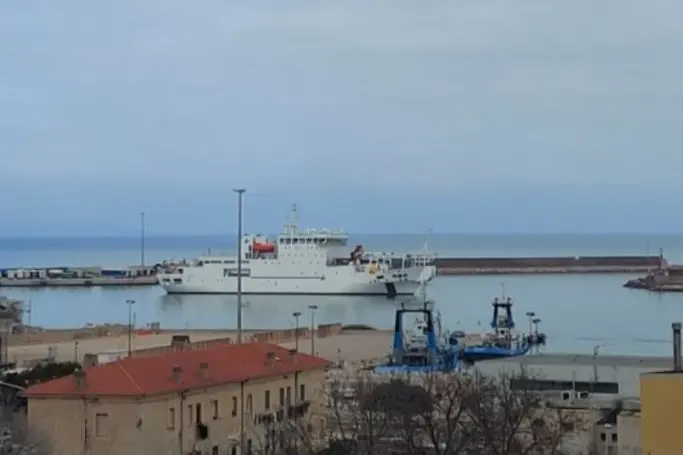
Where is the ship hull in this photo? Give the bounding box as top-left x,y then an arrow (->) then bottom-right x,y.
159,279 -> 422,296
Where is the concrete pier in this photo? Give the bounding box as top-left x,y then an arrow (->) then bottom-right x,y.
434,255 -> 664,276
0,276 -> 157,287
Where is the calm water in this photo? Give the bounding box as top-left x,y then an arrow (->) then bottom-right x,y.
1,234 -> 682,356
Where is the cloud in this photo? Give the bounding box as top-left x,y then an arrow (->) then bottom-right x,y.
1,0 -> 682,234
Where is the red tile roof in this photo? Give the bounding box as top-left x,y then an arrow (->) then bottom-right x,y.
25,343 -> 330,398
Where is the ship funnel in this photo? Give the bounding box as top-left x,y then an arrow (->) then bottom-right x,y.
673,322 -> 682,371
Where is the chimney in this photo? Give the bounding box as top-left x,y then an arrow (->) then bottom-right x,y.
265,351 -> 277,366
82,353 -> 98,369
289,348 -> 297,360
673,322 -> 682,371
171,365 -> 183,383
73,370 -> 86,390
198,362 -> 209,379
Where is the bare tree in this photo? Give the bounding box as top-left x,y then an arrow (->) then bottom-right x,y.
264,367 -> 587,455
0,408 -> 50,455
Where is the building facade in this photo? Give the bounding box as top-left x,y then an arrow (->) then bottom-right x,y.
640,371 -> 683,455
25,343 -> 329,455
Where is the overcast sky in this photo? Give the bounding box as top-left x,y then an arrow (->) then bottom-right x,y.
1,0 -> 681,235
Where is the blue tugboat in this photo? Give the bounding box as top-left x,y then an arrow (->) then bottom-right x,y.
374,300 -> 460,374
458,295 -> 546,364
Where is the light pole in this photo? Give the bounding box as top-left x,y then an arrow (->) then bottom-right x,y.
126,299 -> 135,356
233,188 -> 246,344
532,317 -> 541,334
525,311 -> 535,335
140,211 -> 146,267
308,304 -> 318,355
293,312 -> 302,352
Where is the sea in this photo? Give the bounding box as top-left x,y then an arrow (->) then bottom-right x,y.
1,234 -> 683,357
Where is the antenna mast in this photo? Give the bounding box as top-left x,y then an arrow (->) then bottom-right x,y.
284,203 -> 299,234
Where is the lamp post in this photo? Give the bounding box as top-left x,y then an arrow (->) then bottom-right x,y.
233,188 -> 246,344
532,317 -> 541,334
126,299 -> 135,356
140,211 -> 146,267
293,311 -> 302,352
308,304 -> 318,355
525,311 -> 535,335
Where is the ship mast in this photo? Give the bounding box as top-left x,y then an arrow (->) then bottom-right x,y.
284,203 -> 299,238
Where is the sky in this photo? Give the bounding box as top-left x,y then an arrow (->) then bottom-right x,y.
1,0 -> 682,236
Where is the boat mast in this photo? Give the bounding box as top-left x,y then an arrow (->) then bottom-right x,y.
285,203 -> 299,240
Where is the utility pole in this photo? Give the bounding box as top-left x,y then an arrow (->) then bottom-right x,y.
140,211 -> 146,267
293,312 -> 302,352
233,189 -> 246,344
126,299 -> 135,356
308,305 -> 318,355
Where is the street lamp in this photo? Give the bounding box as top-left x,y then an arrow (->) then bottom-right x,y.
308,304 -> 318,355
293,312 -> 302,352
126,299 -> 135,356
532,317 -> 541,334
233,188 -> 246,344
525,311 -> 535,335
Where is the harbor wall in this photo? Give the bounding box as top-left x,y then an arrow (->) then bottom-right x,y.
434,255 -> 663,275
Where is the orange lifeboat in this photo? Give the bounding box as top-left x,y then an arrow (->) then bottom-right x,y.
252,242 -> 275,253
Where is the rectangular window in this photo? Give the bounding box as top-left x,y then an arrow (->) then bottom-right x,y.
188,405 -> 193,427
286,386 -> 291,405
265,390 -> 270,410
300,384 -> 306,401
168,407 -> 176,429
196,403 -> 202,423
279,387 -> 285,406
211,399 -> 219,420
95,413 -> 108,437
232,396 -> 238,417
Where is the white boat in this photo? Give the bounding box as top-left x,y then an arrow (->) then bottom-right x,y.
157,206 -> 436,296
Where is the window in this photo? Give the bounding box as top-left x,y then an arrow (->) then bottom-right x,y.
168,407 -> 176,429
265,390 -> 271,410
286,386 -> 291,405
300,384 -> 306,401
196,403 -> 202,424
188,405 -> 193,427
232,397 -> 237,417
247,439 -> 253,455
95,413 -> 108,437
212,446 -> 219,455
611,433 -> 617,442
211,399 -> 219,420
231,446 -> 237,455
279,387 -> 285,406
246,394 -> 253,414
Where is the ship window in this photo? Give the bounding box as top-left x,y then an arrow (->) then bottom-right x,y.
292,238 -> 298,244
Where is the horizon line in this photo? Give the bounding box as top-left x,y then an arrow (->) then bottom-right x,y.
0,232 -> 680,240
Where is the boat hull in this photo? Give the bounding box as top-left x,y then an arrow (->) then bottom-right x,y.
159,279 -> 422,296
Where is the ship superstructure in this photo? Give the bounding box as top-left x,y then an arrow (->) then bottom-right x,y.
157,205 -> 436,296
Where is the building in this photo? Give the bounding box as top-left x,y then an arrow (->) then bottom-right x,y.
640,369 -> 683,454
24,342 -> 330,455
639,323 -> 683,455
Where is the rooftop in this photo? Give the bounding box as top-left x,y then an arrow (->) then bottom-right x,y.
25,343 -> 330,398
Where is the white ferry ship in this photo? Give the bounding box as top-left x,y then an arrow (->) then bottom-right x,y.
157,207 -> 436,296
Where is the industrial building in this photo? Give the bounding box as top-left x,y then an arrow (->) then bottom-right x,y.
24,342 -> 330,455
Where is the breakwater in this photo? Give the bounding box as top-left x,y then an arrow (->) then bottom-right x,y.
0,265 -> 158,288
434,255 -> 664,275
624,266 -> 683,292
